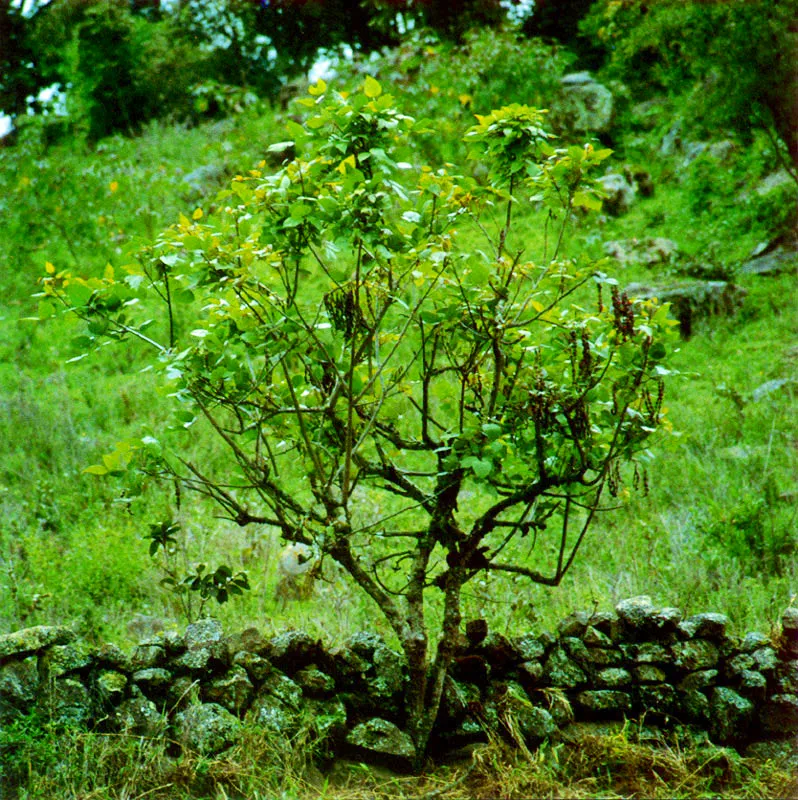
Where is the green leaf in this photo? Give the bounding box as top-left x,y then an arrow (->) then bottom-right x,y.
472,459 -> 493,479
83,464 -> 109,476
364,76 -> 382,99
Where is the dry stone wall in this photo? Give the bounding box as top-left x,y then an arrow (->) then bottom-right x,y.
1,596 -> 797,768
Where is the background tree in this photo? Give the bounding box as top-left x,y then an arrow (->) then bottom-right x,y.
580,0 -> 798,183
41,79 -> 673,766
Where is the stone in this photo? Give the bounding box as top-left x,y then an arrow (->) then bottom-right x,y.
226,627 -> 270,657
132,667 -> 172,694
604,237 -> 678,268
94,643 -> 130,670
116,687 -> 167,737
710,687 -> 754,743
616,596 -> 655,630
739,248 -> 797,278
582,626 -> 613,648
451,654 -> 490,687
39,642 -> 93,679
346,718 -> 416,766
259,669 -> 302,710
737,670 -> 767,696
232,651 -> 274,683
269,630 -> 323,673
624,281 -> 746,338
632,643 -> 671,665
576,690 -> 632,715
330,645 -> 371,685
678,613 -> 729,641
304,696 -> 348,741
781,608 -> 798,632
598,173 -> 636,215
561,637 -> 591,664
247,691 -> 298,736
294,666 -> 336,697
760,694 -> 798,736
639,684 -> 677,715
634,665 -> 667,684
179,619 -> 228,672
511,634 -> 546,662
0,657 -> 38,721
679,670 -> 718,691
0,625 -> 75,660
741,632 -> 772,652
501,683 -> 556,743
558,611 -> 591,639
544,646 -> 586,688
466,619 -> 489,646
680,688 -> 710,723
95,670 -> 127,705
176,702 -> 241,755
596,668 -> 632,688
185,619 -> 224,647
517,660 -> 544,688
131,644 -> 166,671
752,647 -> 778,674
584,647 -> 624,666
205,665 -> 254,714
672,639 -> 719,671
167,675 -> 199,710
439,679 -> 482,727
774,660 -> 798,694
559,72 -> 615,133
369,643 -> 406,700
588,612 -> 619,639
727,653 -> 755,675
479,632 -> 518,673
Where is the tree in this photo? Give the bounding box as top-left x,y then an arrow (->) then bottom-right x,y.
40,78 -> 674,765
581,0 -> 798,183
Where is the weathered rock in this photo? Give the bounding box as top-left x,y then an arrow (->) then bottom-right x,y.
205,665 -> 254,714
115,687 -> 166,737
466,619 -> 489,646
517,660 -> 544,688
616,596 -> 656,631
604,237 -> 678,268
439,679 -> 482,727
269,630 -> 323,673
630,642 -> 671,665
501,683 -> 556,743
679,669 -> 718,691
294,666 -> 336,697
0,656 -> 38,721
369,642 -> 406,701
596,668 -> 632,688
561,637 -> 591,665
346,718 -> 416,766
634,665 -> 667,684
739,247 -> 797,277
225,627 -> 270,657
478,632 -> 518,674
558,611 -> 591,639
247,691 -> 298,735
95,642 -> 130,670
760,694 -> 798,736
625,281 -> 746,338
752,647 -> 779,674
167,675 -> 199,710
232,650 -> 273,683
680,688 -> 710,723
177,702 -> 242,755
710,687 -> 754,743
678,613 -> 729,641
304,696 -> 348,741
576,690 -> 632,715
598,173 -> 636,215
639,684 -> 677,715
584,647 -> 624,667
511,634 -> 546,662
741,632 -> 772,652
544,646 -> 586,688
95,669 -> 127,705
131,643 -> 166,671
0,625 -> 75,661
39,642 -> 93,679
737,669 -> 767,697
582,626 -> 614,648
330,645 -> 371,685
672,639 -> 720,671
132,667 -> 172,695
559,72 -> 615,134
259,669 -> 302,710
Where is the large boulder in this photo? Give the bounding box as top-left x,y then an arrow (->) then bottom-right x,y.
558,72 -> 615,134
